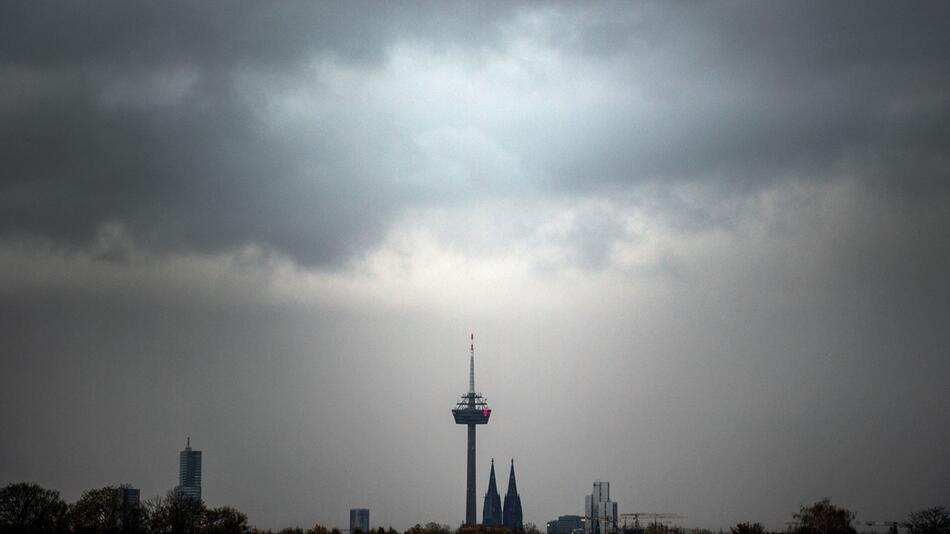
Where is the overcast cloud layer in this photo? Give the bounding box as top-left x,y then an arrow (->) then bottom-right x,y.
2,2 -> 949,531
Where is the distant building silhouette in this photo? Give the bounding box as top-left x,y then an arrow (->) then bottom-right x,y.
584,481 -> 616,534
547,515 -> 584,534
175,437 -> 202,500
350,508 -> 370,533
118,484 -> 140,506
117,485 -> 142,531
502,460 -> 523,531
483,459 -> 503,527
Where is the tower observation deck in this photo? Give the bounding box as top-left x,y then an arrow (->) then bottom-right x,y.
452,334 -> 491,526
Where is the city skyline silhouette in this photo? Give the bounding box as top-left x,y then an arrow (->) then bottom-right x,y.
1,2 -> 949,531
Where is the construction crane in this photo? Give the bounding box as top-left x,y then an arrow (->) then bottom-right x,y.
620,513 -> 687,531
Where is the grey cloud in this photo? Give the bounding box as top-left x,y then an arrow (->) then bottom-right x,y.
2,2 -> 949,266
535,2 -> 950,193
0,2 -> 518,70
0,1 -> 523,265
0,62 -> 404,265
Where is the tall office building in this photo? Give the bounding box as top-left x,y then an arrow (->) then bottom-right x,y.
482,459 -> 503,527
350,508 -> 370,533
502,460 -> 523,531
584,482 -> 616,534
175,437 -> 202,501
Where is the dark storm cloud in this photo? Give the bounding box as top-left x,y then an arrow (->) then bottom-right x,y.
0,73 -> 389,264
2,1 -> 949,265
0,2 -> 517,68
0,1 -> 521,265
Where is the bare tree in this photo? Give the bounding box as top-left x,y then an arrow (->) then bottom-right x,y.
0,482 -> 68,534
731,523 -> 765,534
905,507 -> 950,534
70,485 -> 146,534
203,506 -> 251,534
794,498 -> 856,534
146,491 -> 205,534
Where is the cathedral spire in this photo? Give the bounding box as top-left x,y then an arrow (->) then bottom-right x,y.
488,459 -> 499,493
503,459 -> 523,531
483,459 -> 503,527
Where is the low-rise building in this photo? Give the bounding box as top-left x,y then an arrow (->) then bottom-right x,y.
548,515 -> 585,534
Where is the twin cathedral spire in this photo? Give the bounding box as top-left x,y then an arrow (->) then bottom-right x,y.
482,459 -> 523,530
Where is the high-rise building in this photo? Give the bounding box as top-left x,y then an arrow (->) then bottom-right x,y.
502,460 -> 523,531
452,334 -> 492,526
118,484 -> 140,507
584,482 -> 616,534
175,437 -> 202,501
117,485 -> 142,531
350,508 -> 370,533
483,459 -> 503,527
547,515 -> 584,534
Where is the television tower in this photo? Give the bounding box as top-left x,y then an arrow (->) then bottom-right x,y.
452,333 -> 491,526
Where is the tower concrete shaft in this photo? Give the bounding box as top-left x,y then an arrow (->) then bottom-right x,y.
466,423 -> 476,525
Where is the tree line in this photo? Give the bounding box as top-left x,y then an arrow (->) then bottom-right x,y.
763,498 -> 946,534
1,484 -> 947,534
640,499 -> 948,534
0,482 -> 544,534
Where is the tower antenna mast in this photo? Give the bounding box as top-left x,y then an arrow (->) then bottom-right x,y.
469,333 -> 475,394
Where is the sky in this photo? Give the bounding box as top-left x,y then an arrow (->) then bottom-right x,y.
1,1 -> 949,531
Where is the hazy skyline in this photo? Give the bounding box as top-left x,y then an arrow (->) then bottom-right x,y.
2,2 -> 949,531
